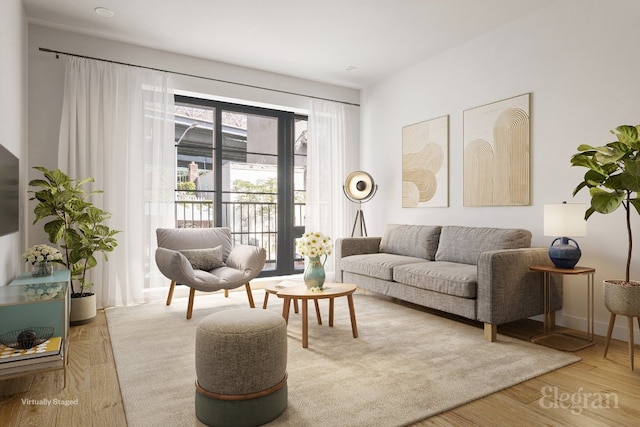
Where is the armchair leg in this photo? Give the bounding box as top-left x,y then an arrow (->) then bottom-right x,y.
187,288 -> 196,319
245,283 -> 255,308
224,289 -> 229,298
166,281 -> 176,306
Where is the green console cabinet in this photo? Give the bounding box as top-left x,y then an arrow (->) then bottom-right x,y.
0,270 -> 70,387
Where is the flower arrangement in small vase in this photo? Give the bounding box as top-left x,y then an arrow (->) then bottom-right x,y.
295,231 -> 332,290
22,244 -> 63,277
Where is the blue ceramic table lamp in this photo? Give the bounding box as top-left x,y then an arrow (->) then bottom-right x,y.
544,202 -> 587,269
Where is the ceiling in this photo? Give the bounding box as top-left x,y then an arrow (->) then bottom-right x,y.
23,0 -> 554,89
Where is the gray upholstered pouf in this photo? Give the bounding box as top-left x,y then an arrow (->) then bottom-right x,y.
195,308 -> 287,427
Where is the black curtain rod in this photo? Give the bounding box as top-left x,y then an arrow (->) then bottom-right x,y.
39,47 -> 360,107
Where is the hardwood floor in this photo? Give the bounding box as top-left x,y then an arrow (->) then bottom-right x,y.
1,301 -> 639,426
0,311 -> 126,427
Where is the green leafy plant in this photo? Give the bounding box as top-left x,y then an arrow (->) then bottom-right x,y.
571,124 -> 640,283
29,167 -> 120,297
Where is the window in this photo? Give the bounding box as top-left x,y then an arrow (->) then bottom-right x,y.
174,95 -> 307,277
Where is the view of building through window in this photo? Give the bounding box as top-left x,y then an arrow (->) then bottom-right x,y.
174,96 -> 307,276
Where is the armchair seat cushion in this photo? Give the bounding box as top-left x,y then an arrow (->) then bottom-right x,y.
195,266 -> 246,288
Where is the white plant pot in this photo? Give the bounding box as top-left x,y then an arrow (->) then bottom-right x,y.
70,293 -> 97,325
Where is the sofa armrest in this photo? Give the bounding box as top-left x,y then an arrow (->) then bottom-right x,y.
476,248 -> 563,325
334,237 -> 382,282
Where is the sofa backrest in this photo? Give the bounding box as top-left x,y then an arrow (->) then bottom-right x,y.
379,224 -> 442,260
435,226 -> 532,265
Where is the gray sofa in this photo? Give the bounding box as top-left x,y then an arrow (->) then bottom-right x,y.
335,224 -> 562,341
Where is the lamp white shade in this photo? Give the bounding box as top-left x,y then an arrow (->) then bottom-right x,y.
544,203 -> 587,237
344,171 -> 376,201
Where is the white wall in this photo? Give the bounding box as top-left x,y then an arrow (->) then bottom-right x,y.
27,24 -> 358,182
0,0 -> 27,285
361,0 -> 640,340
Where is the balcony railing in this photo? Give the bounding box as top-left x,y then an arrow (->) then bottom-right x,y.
175,199 -> 305,271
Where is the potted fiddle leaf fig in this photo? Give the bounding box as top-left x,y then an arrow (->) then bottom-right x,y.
571,124 -> 640,342
571,124 -> 640,284
29,167 -> 120,324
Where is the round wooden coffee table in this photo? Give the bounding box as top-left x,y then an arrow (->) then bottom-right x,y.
276,283 -> 358,348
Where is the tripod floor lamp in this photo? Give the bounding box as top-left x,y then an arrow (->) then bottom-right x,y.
343,171 -> 378,237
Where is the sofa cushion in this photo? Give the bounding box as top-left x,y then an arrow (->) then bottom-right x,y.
435,226 -> 532,265
393,261 -> 477,298
340,253 -> 426,281
379,224 -> 442,260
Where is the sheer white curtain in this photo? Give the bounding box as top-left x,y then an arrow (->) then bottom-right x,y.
306,99 -> 359,278
58,57 -> 175,308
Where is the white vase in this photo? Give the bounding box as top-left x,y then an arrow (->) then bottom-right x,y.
70,293 -> 97,325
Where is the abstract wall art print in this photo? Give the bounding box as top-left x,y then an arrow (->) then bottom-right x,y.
463,93 -> 530,207
402,115 -> 449,208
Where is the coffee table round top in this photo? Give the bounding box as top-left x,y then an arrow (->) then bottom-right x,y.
275,283 -> 356,300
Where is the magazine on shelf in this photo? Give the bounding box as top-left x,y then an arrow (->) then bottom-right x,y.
0,336 -> 62,368
0,355 -> 65,375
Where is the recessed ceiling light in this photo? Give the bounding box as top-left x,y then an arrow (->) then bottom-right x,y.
95,7 -> 114,18
344,65 -> 357,72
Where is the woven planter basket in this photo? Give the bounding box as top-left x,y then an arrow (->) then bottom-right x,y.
603,280 -> 640,317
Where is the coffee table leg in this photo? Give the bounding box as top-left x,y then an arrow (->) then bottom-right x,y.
329,298 -> 335,327
282,297 -> 291,324
302,299 -> 309,348
314,300 -> 322,325
347,294 -> 358,338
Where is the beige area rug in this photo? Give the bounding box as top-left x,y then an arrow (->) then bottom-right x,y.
106,289 -> 580,427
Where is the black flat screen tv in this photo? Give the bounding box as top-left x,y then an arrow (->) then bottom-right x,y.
0,142 -> 19,236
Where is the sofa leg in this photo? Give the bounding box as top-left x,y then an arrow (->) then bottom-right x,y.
484,323 -> 497,342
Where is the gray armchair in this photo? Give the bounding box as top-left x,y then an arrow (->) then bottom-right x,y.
155,227 -> 266,319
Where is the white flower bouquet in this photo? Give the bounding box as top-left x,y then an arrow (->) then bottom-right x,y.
22,244 -> 63,265
295,231 -> 333,260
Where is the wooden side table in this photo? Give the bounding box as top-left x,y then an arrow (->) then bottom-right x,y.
529,264 -> 595,351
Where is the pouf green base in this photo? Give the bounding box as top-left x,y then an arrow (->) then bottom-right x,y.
195,308 -> 288,426
195,380 -> 287,427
